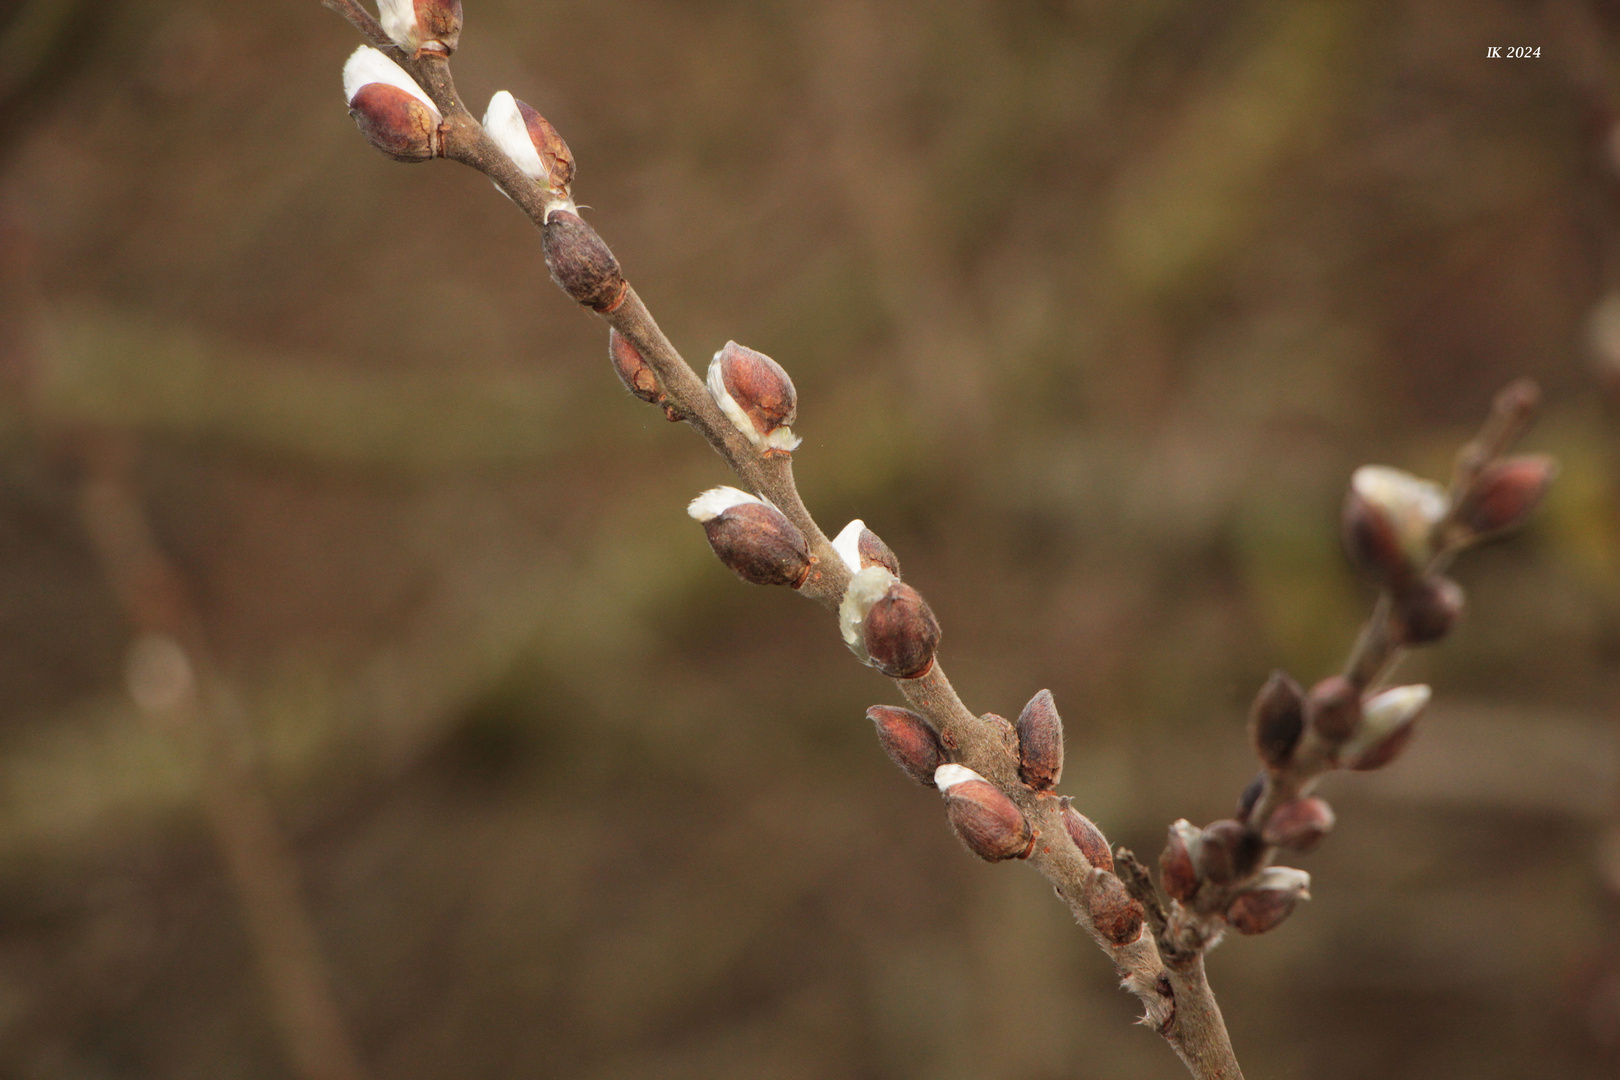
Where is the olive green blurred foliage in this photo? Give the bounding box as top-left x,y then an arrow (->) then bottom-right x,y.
2,0 -> 1619,1077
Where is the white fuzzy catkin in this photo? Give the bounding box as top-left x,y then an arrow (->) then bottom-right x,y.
376,0 -> 422,51
832,519 -> 865,574
481,90 -> 549,182
342,45 -> 439,114
838,565 -> 898,652
932,764 -> 984,792
686,486 -> 766,523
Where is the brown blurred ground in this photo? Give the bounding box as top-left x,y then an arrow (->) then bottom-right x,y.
1,0 -> 1619,1077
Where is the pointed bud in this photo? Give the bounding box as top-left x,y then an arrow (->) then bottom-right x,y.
609,329 -> 663,406
1391,576 -> 1463,645
868,705 -> 945,787
832,519 -> 901,577
687,487 -> 812,588
1015,688 -> 1064,791
378,0 -> 462,55
706,342 -> 801,454
1455,455 -> 1557,538
1235,771 -> 1266,823
1249,670 -> 1304,769
1060,799 -> 1112,872
1086,869 -> 1145,946
1196,819 -> 1260,885
1261,797 -> 1335,851
934,765 -> 1034,862
840,567 -> 940,678
482,90 -> 575,202
342,46 -> 442,162
1340,684 -> 1429,771
1343,466 -> 1447,585
1306,675 -> 1361,743
1225,867 -> 1310,935
542,210 -> 625,312
1160,820 -> 1202,903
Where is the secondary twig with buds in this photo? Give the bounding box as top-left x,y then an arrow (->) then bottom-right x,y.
323,5 -> 1555,1077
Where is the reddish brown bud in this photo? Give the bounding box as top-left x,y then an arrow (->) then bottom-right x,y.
707,342 -> 800,454
1235,771 -> 1266,823
868,705 -> 945,787
935,766 -> 1034,862
1342,466 -> 1447,585
687,488 -> 811,588
1225,867 -> 1310,935
858,527 -> 901,577
1306,675 -> 1361,743
1249,670 -> 1304,770
379,0 -> 462,54
542,210 -> 626,312
1261,797 -> 1335,852
861,581 -> 941,679
1391,576 -> 1464,645
1196,819 -> 1260,885
1015,688 -> 1064,791
341,46 -> 445,163
1160,820 -> 1201,903
609,329 -> 663,406
1456,455 -> 1557,538
1085,869 -> 1145,946
1340,684 -> 1429,771
1342,487 -> 1413,586
1060,799 -> 1112,871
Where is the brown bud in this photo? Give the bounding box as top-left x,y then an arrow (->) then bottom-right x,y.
858,527 -> 901,577
1342,487 -> 1414,587
1159,820 -> 1201,903
414,0 -> 463,53
707,342 -> 800,454
687,488 -> 811,588
1015,689 -> 1064,791
380,0 -> 462,54
609,329 -> 663,406
1235,771 -> 1266,823
868,705 -> 945,787
1196,819 -> 1260,885
1249,670 -> 1304,769
1342,466 -> 1447,586
1391,576 -> 1464,645
1261,797 -> 1335,852
1455,455 -> 1557,538
1225,867 -> 1310,935
512,95 -> 574,194
1306,675 -> 1361,743
542,210 -> 626,312
936,767 -> 1034,862
349,82 -> 441,162
1060,799 -> 1112,872
863,582 -> 941,679
1085,869 -> 1145,946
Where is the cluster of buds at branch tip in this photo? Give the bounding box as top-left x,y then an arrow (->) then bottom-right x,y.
1060,798 -> 1112,872
1249,670 -> 1304,770
832,519 -> 901,577
1086,868 -> 1145,946
342,46 -> 443,162
1225,867 -> 1310,935
838,567 -> 940,678
1338,684 -> 1429,770
687,487 -> 812,588
934,765 -> 1035,862
609,330 -> 679,420
707,342 -> 801,455
482,90 -> 576,213
868,705 -> 946,786
1015,688 -> 1064,791
377,0 -> 462,56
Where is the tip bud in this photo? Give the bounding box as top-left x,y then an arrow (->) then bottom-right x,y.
1343,466 -> 1448,585
869,705 -> 946,786
687,487 -> 812,588
482,90 -> 575,202
1249,670 -> 1305,769
1086,869 -> 1145,946
1225,867 -> 1310,935
1260,797 -> 1335,851
1306,675 -> 1361,744
1060,799 -> 1112,872
342,46 -> 442,162
707,343 -> 800,454
1340,684 -> 1429,770
935,767 -> 1034,862
378,0 -> 463,54
1014,688 -> 1064,791
542,210 -> 626,311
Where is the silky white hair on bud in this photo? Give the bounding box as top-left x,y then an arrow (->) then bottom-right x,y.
1340,683 -> 1430,761
377,0 -> 422,51
686,486 -> 766,523
1252,866 -> 1311,898
1352,465 -> 1449,563
482,90 -> 549,182
342,45 -> 439,114
933,764 -> 984,792
832,519 -> 865,574
838,565 -> 898,655
706,352 -> 758,446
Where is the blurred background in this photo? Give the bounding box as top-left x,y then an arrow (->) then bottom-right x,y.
0,0 -> 1618,1077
